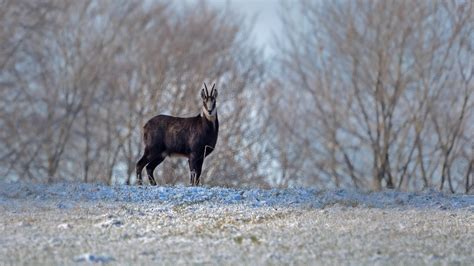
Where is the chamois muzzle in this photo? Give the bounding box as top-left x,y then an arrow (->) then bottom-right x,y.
208,100 -> 217,114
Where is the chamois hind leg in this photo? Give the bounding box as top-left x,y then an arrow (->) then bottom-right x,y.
135,150 -> 149,185
146,155 -> 165,186
189,154 -> 204,186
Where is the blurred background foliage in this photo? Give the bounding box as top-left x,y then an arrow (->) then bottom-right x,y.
0,0 -> 472,193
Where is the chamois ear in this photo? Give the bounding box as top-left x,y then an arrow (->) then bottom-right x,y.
202,83 -> 207,99
211,83 -> 217,98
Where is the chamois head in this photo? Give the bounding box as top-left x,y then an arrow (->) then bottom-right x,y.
201,83 -> 218,119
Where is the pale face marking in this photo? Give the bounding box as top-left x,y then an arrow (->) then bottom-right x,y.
201,83 -> 218,122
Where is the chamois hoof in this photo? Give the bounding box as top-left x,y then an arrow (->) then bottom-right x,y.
190,171 -> 197,186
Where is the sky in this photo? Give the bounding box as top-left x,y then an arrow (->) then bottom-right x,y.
194,0 -> 286,56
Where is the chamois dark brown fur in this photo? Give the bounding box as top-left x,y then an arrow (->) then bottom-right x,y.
134,83 -> 219,186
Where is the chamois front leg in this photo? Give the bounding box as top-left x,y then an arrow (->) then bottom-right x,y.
188,154 -> 204,186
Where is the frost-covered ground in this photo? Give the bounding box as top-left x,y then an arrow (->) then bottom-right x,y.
0,182 -> 473,265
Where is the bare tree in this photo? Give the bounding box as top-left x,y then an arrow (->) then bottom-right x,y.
0,0 -> 269,187
272,0 -> 473,191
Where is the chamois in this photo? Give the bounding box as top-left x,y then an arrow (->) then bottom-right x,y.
134,83 -> 219,186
